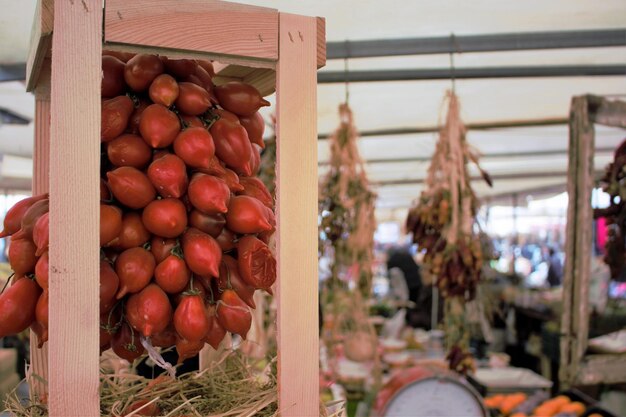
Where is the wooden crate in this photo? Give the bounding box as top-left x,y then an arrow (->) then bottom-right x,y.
560,95 -> 626,387
26,1 -> 326,415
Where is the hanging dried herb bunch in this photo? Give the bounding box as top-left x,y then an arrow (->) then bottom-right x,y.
319,104 -> 377,297
405,91 -> 491,374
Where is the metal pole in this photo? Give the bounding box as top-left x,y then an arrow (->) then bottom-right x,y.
326,29 -> 626,59
318,65 -> 626,83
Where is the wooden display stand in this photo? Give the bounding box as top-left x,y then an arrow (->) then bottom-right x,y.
560,95 -> 626,387
26,1 -> 325,416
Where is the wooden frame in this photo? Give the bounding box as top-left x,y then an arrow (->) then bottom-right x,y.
26,1 -> 325,416
560,95 -> 626,387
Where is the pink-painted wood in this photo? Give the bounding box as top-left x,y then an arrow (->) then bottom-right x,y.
276,12 -> 320,417
29,59 -> 50,402
104,0 -> 278,61
48,1 -> 101,415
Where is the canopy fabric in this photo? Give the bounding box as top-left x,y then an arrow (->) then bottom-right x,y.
0,1 -> 624,216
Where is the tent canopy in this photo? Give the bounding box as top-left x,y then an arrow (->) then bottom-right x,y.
0,1 -> 624,220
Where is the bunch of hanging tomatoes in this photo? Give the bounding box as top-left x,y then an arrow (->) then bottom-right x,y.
0,51 -> 276,363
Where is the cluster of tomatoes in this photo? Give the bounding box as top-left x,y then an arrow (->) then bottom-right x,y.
0,51 -> 277,364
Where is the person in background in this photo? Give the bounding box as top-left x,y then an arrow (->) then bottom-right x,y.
387,246 -> 423,327
546,247 -> 563,287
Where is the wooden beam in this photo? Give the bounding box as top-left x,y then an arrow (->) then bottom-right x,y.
318,117 -> 569,139
29,59 -> 50,401
370,170 -> 603,187
48,1 -> 101,415
316,17 -> 326,69
104,0 -> 279,62
588,95 -> 626,128
26,0 -> 53,92
318,147 -> 615,166
560,96 -> 595,388
276,12 -> 319,417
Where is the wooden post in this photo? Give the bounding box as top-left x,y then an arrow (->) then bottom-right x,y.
276,13 -> 319,416
29,59 -> 50,401
48,1 -> 101,415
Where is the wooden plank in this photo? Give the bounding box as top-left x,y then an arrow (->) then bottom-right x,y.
576,354 -> 626,385
29,59 -> 50,402
316,17 -> 326,69
26,0 -> 54,92
572,98 -> 594,367
104,0 -> 278,62
213,65 -> 276,97
276,13 -> 319,417
559,97 -> 584,387
48,1 -> 101,415
587,95 -> 626,128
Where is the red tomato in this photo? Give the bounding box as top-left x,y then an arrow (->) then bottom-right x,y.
101,95 -> 134,142
204,304 -> 227,350
115,247 -> 156,299
154,255 -> 190,294
114,212 -> 150,249
214,81 -> 270,116
107,167 -> 156,209
8,238 -> 37,275
150,324 -> 177,348
214,167 -> 244,193
106,134 -> 152,168
101,55 -> 126,98
150,236 -> 177,264
111,321 -> 145,362
139,104 -> 181,148
0,277 -> 41,338
217,289 -> 251,339
215,227 -> 237,252
126,99 -> 150,136
172,127 -> 215,169
181,228 -> 221,277
162,57 -> 198,79
248,144 -> 261,175
196,155 -> 227,176
181,114 -> 204,128
189,211 -> 225,238
225,195 -> 272,234
102,50 -> 135,63
237,236 -> 276,291
35,251 -> 49,290
210,118 -> 252,176
174,294 -> 210,341
0,194 -> 48,238
187,173 -> 230,215
149,73 -> 179,107
197,59 -> 215,77
175,82 -> 211,116
101,179 -> 112,203
213,108 -> 240,124
100,260 -> 120,313
142,198 -> 187,238
147,153 -> 188,198
11,198 -> 49,241
125,284 -> 172,337
124,54 -> 164,92
100,204 -> 122,246
239,112 -> 265,148
238,176 -> 273,208
33,212 -> 49,257
34,290 -> 49,346
219,255 -> 256,308
175,336 -> 204,364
